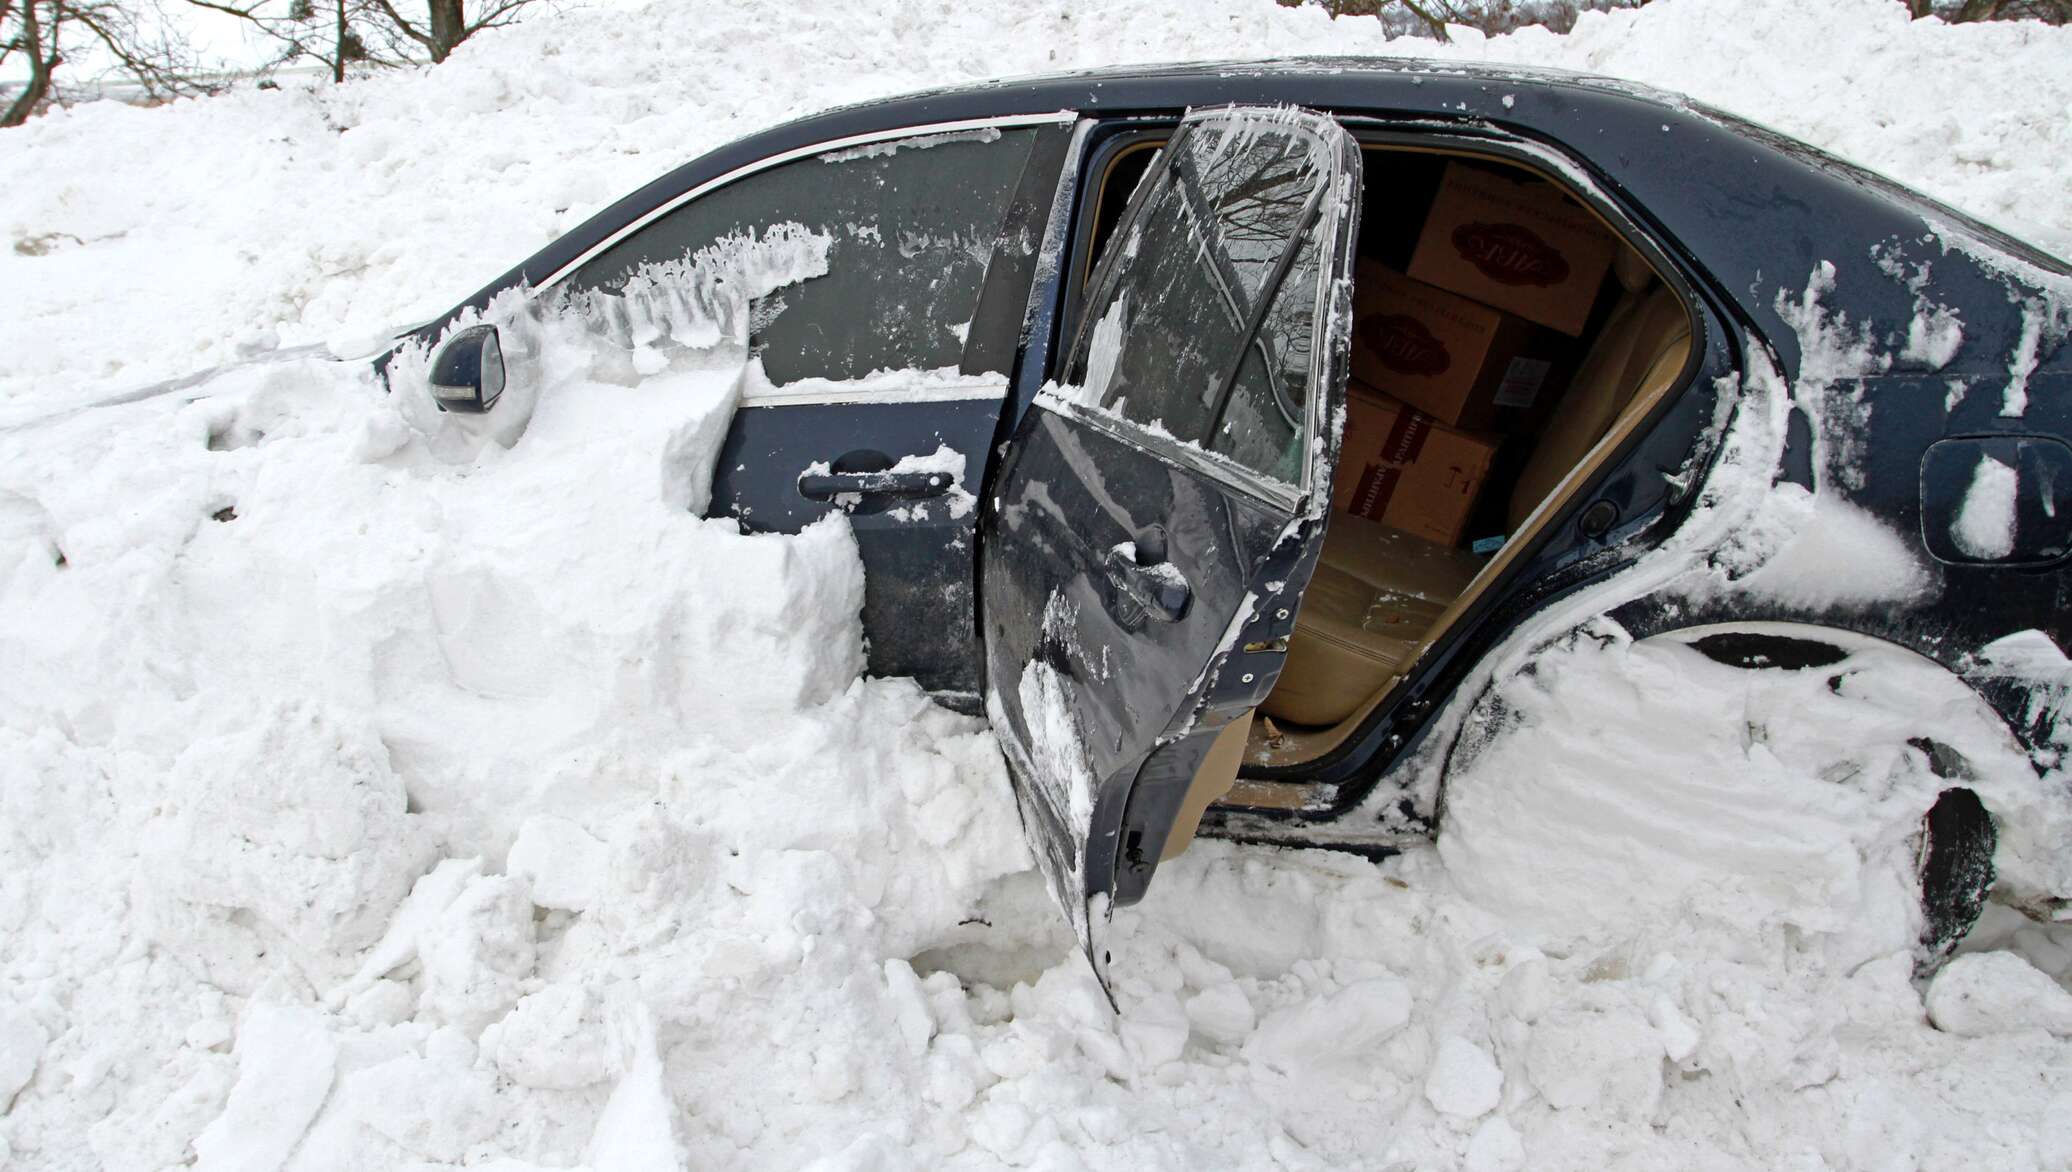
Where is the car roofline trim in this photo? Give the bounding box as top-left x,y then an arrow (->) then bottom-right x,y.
533,110 -> 1080,294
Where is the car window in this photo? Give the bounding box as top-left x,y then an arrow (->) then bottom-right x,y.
567,126 -> 1061,385
1067,121 -> 1333,486
1212,221 -> 1322,483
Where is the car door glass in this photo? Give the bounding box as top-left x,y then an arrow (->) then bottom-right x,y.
1068,119 -> 1334,486
568,127 -> 1053,385
1212,221 -> 1322,483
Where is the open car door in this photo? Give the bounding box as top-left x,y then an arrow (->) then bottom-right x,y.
980,107 -> 1361,979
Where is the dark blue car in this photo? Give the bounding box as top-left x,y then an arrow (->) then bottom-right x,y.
394,59 -> 2072,981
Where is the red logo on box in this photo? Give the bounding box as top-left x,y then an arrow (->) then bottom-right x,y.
1451,222 -> 1570,287
1361,314 -> 1451,377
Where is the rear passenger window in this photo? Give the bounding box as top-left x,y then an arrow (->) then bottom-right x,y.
568,126 -> 1063,385
1066,122 -> 1334,487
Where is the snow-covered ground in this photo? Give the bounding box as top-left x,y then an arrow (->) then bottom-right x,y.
3,0 -> 2071,1168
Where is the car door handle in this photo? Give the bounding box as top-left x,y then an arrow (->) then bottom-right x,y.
1103,545 -> 1191,623
797,470 -> 953,502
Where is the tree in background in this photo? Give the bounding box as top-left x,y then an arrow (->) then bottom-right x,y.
371,0 -> 534,63
1288,0 -> 1651,39
3,0 -> 548,125
2,0 -> 215,125
1908,0 -> 2069,21
190,0 -> 377,83
1300,0 -> 2066,37
189,0 -> 544,80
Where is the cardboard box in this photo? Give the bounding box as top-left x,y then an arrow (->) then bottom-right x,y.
1332,382 -> 1500,547
1350,261 -> 1562,430
1408,162 -> 1619,337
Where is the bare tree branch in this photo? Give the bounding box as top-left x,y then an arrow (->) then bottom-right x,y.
364,0 -> 429,48
464,0 -> 530,35
67,0 -> 218,99
0,0 -> 551,124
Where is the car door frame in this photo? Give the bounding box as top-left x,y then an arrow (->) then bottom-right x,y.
1195,119 -> 1747,841
978,107 -> 1366,974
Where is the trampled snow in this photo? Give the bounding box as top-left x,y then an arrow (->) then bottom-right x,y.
3,0 -> 2072,1169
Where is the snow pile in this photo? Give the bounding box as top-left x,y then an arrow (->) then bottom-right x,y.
0,283 -> 1037,1167
2,0 -> 2072,1168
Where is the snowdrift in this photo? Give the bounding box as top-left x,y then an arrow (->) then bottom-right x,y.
2,0 -> 2071,1169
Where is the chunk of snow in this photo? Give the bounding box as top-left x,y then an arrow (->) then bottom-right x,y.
584,1002 -> 683,1172
1901,301 -> 1963,369
1244,978 -> 1411,1074
1952,452 -> 2019,559
817,125 -> 1005,163
1925,951 -> 2072,1038
492,986 -> 612,1090
143,702 -> 432,960
1184,981 -> 1256,1046
507,816 -> 609,913
1425,1036 -> 1504,1118
1730,486 -> 1930,608
1524,1005 -> 1663,1118
0,1005 -> 47,1108
192,1005 -> 338,1172
1465,1116 -> 1526,1172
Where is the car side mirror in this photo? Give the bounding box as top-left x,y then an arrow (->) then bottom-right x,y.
428,324 -> 507,413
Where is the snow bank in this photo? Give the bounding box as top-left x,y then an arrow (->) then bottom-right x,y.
0,287 -> 1034,1166
3,0 -> 2072,1168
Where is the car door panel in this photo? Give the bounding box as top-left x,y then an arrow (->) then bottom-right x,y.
985,408 -> 1305,915
713,386 -> 1007,700
980,107 -> 1362,977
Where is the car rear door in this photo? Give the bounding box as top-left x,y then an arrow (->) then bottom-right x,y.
562,118 -> 1073,702
979,108 -> 1361,977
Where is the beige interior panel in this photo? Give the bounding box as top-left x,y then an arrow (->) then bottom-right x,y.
1160,710 -> 1254,861
1261,515 -> 1481,727
1246,683 -> 1396,770
1224,776 -> 1316,811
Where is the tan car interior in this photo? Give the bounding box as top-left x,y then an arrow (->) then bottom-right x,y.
1080,137 -> 1697,838
1260,250 -> 1693,733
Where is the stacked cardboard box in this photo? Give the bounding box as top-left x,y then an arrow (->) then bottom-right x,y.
1333,381 -> 1499,546
1337,162 -> 1620,547
1350,261 -> 1562,432
1409,162 -> 1618,338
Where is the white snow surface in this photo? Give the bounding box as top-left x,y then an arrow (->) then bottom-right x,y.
4,0 -> 2072,1169
1953,452 -> 2020,560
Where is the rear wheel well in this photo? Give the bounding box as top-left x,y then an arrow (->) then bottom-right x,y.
1652,621 -> 2041,971
1661,620 -> 2040,759
1686,628 -> 1850,672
